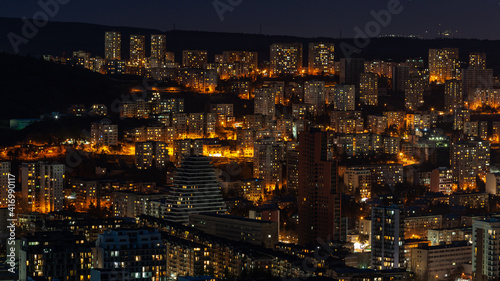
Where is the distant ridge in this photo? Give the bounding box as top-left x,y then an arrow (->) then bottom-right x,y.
2,17 -> 500,74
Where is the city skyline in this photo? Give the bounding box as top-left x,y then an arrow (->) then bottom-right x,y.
2,2 -> 500,281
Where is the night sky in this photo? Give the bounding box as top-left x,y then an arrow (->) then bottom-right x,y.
2,0 -> 500,39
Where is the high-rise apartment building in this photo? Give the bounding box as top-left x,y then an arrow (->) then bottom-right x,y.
91,122 -> 118,146
371,205 -> 405,270
21,162 -> 65,213
165,156 -> 227,224
253,138 -> 283,191
104,31 -> 121,60
392,65 -> 410,92
469,52 -> 487,70
359,73 -> 379,106
304,80 -> 326,114
270,43 -> 303,76
298,129 -> 342,245
472,218 -> 500,281
451,139 -> 490,190
151,34 -> 167,61
429,48 -> 459,84
221,51 -> 258,71
135,141 -> 169,169
130,35 -> 145,65
445,79 -> 463,113
367,115 -> 388,135
0,162 -> 10,208
344,167 -> 371,199
308,43 -> 335,74
462,68 -> 494,101
254,87 -> 276,117
405,76 -> 425,111
328,85 -> 355,111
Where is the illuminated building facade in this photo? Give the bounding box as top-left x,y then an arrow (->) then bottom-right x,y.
262,81 -> 285,105
104,31 -> 121,60
72,50 -> 91,69
270,43 -> 303,76
371,205 -> 405,270
405,76 -> 425,111
428,48 -> 459,84
353,164 -> 403,187
469,52 -> 487,70
451,139 -> 490,190
430,167 -> 453,195
91,122 -> 118,146
177,68 -> 218,93
304,80 -> 326,114
329,84 -> 355,111
20,231 -> 92,281
151,34 -> 166,62
173,139 -> 203,164
222,51 -> 258,69
240,179 -> 264,202
92,229 -> 167,280
165,236 -> 208,278
462,68 -> 494,102
384,111 -> 406,129
493,121 -> 500,143
253,138 -> 283,191
0,162 -> 10,208
444,79 -> 463,113
308,42 -> 335,74
105,59 -> 125,75
404,215 -> 442,239
165,156 -> 227,224
359,73 -> 379,106
21,162 -> 64,213
89,104 -> 107,116
365,60 -> 394,78
254,87 -> 276,117
406,112 -> 437,132
468,88 -> 500,110
344,167 -> 371,199
330,111 -> 364,134
215,51 -> 258,78
130,34 -> 145,66
453,109 -> 471,131
182,50 -> 208,69
367,115 -> 388,135
135,141 -> 169,169
383,137 -> 400,155
68,179 -> 98,211
472,218 -> 500,281
411,241 -> 471,281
